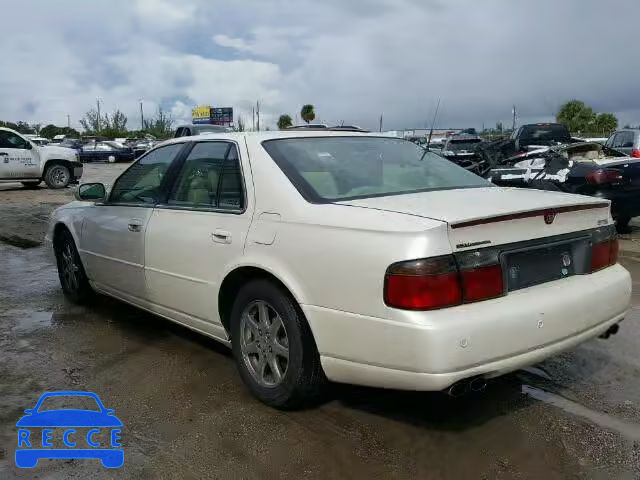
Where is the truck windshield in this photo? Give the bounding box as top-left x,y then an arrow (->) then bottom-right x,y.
262,136 -> 491,203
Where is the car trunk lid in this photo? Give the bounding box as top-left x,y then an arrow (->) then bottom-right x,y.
337,187 -> 611,250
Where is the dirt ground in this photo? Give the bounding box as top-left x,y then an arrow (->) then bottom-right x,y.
1,168 -> 640,478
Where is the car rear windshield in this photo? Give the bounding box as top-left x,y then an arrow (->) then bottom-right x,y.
447,139 -> 482,151
520,124 -> 570,142
262,136 -> 491,202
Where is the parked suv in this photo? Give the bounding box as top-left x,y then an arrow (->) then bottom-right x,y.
605,129 -> 640,158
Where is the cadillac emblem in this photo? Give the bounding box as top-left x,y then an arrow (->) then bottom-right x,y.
543,210 -> 557,224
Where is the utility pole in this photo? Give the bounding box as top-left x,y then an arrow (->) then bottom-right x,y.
139,99 -> 144,131
512,105 -> 517,131
256,100 -> 260,132
379,114 -> 383,132
252,107 -> 255,131
96,98 -> 102,134
67,115 -> 70,129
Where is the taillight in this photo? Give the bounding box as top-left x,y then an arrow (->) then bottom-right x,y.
384,249 -> 505,310
586,169 -> 623,185
456,248 -> 504,302
384,256 -> 461,310
632,148 -> 640,158
591,226 -> 619,272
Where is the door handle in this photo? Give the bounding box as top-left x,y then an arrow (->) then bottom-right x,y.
0,152 -> 7,156
128,219 -> 143,233
211,230 -> 232,244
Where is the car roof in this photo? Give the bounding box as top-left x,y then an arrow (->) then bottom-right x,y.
160,130 -> 393,147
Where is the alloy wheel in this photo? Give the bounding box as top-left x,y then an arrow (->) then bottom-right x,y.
240,300 -> 290,387
50,167 -> 69,187
60,243 -> 80,292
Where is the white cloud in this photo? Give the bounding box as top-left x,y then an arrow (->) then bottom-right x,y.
1,0 -> 640,132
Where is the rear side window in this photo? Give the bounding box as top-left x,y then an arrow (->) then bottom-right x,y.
168,141 -> 244,211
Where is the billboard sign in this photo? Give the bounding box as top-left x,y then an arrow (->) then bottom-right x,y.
191,105 -> 233,126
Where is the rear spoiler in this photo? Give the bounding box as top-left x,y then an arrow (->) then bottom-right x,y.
451,203 -> 610,229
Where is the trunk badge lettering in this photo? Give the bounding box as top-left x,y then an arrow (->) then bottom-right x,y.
544,210 -> 557,224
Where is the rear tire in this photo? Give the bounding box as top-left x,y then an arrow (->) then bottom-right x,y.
54,228 -> 93,304
21,181 -> 41,189
230,279 -> 326,409
44,164 -> 71,189
616,215 -> 632,234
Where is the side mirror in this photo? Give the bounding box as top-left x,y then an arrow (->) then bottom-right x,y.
75,183 -> 106,202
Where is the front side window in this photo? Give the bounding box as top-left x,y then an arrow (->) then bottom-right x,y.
109,143 -> 183,204
0,131 -> 30,149
262,136 -> 491,203
168,141 -> 244,210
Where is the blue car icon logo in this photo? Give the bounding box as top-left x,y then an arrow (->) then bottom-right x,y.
16,391 -> 123,468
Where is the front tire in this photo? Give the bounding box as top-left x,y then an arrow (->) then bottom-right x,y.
231,279 -> 325,409
44,164 -> 71,189
54,229 -> 93,304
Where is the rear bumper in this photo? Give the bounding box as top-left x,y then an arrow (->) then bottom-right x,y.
303,264 -> 631,391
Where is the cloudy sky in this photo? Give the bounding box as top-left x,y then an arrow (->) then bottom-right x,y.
2,0 -> 639,132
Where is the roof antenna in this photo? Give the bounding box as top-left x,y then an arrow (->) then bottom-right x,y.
426,98 -> 441,150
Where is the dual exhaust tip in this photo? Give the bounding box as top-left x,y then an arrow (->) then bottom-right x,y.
447,322 -> 622,397
447,376 -> 487,397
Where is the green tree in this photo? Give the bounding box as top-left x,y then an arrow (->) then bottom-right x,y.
593,113 -> 618,135
79,108 -> 108,135
100,110 -> 129,139
40,124 -> 80,139
143,107 -> 174,139
556,100 -> 595,133
277,114 -> 293,129
300,104 -> 315,124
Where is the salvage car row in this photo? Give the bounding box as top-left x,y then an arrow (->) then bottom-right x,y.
427,124 -> 640,232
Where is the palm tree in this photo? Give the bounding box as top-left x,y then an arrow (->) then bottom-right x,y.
277,114 -> 293,130
300,104 -> 315,124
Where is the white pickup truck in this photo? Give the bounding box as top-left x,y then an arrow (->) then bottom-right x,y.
0,127 -> 83,189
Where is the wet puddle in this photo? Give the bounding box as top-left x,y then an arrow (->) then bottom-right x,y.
0,235 -> 41,249
11,311 -> 53,333
522,384 -> 640,441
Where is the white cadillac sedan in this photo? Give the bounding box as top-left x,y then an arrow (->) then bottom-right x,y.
46,131 -> 631,408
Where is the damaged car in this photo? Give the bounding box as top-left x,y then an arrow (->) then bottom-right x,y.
488,142 -> 640,232
440,135 -> 484,173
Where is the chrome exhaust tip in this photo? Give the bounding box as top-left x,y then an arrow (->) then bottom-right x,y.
599,323 -> 620,339
469,377 -> 487,392
447,380 -> 470,397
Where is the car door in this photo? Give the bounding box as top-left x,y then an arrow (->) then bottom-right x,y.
144,140 -> 252,334
0,130 -> 39,179
80,143 -> 186,302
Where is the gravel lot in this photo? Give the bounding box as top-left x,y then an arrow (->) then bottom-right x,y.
1,165 -> 640,478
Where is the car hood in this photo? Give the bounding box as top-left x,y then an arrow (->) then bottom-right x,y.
337,187 -> 604,225
16,410 -> 123,427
